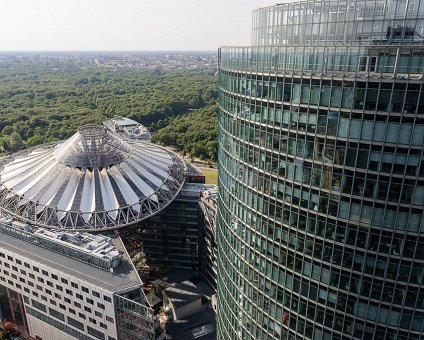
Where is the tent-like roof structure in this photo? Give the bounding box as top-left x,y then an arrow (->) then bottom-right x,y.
0,125 -> 186,230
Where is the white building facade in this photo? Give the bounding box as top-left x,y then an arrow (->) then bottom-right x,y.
0,224 -> 154,339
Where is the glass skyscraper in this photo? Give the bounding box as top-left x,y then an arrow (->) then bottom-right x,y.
216,0 -> 424,339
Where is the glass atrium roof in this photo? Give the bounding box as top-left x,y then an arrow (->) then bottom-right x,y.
0,125 -> 186,230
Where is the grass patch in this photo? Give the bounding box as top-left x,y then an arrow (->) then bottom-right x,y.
201,168 -> 218,185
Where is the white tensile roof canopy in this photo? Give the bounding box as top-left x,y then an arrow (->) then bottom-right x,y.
0,125 -> 186,230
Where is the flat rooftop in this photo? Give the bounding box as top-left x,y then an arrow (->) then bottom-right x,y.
166,307 -> 216,340
185,162 -> 205,177
107,116 -> 145,127
33,229 -> 119,261
103,116 -> 151,141
0,232 -> 141,292
145,293 -> 162,308
164,281 -> 203,309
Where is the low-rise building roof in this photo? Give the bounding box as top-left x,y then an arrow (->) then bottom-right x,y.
163,281 -> 203,310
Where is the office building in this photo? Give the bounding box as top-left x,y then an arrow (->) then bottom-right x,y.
0,223 -> 152,340
217,1 -> 424,339
133,183 -> 207,271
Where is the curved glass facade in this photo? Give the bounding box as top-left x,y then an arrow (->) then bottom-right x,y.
216,1 -> 424,339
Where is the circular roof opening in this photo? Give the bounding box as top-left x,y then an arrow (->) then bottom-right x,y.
53,124 -> 132,169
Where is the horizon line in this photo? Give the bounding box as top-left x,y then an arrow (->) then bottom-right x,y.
0,50 -> 217,53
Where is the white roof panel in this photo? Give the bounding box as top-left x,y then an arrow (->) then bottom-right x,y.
108,166 -> 140,207
98,168 -> 119,220
80,171 -> 95,223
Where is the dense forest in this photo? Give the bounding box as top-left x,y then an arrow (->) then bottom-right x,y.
152,104 -> 218,161
0,63 -> 218,159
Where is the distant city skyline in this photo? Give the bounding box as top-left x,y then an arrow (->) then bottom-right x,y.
0,0 -> 273,51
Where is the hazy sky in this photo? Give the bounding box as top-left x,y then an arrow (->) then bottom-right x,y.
0,0 -> 273,51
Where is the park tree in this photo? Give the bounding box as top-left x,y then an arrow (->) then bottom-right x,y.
26,135 -> 45,148
9,132 -> 23,152
0,64 -> 218,160
2,126 -> 13,136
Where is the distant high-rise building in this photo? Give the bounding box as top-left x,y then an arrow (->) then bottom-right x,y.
134,182 -> 207,271
216,1 -> 424,339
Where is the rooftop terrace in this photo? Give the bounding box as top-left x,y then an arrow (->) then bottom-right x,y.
0,217 -> 121,270
104,116 -> 151,142
0,228 -> 141,292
